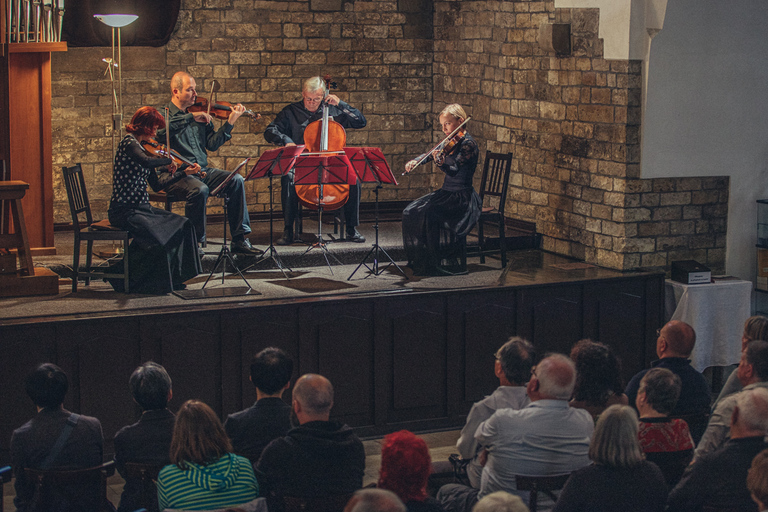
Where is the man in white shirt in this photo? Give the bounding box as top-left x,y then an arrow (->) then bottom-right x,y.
438,354 -> 594,512
456,337 -> 535,488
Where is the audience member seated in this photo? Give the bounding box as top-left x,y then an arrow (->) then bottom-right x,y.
553,405 -> 667,512
437,354 -> 594,512
625,321 -> 710,441
667,388 -> 768,512
636,368 -> 694,488
256,373 -> 365,511
568,339 -> 628,420
378,430 -> 446,512
472,491 -> 529,512
157,400 -> 258,511
696,340 -> 768,459
456,337 -> 535,488
225,347 -> 293,462
344,489 -> 407,512
10,363 -> 104,512
713,315 -> 768,409
748,449 -> 768,512
114,361 -> 176,512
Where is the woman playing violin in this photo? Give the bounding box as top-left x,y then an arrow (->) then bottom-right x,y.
402,104 -> 481,276
107,106 -> 203,293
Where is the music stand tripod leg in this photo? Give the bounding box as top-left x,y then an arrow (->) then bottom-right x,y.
243,173 -> 292,278
200,193 -> 252,290
348,185 -> 407,280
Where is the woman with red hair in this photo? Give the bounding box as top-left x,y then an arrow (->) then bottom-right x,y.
378,430 -> 446,512
107,106 -> 202,293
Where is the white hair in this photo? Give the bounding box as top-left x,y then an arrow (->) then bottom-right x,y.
536,354 -> 576,400
737,387 -> 768,432
472,491 -> 529,512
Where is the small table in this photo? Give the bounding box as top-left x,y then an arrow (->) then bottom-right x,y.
665,278 -> 752,372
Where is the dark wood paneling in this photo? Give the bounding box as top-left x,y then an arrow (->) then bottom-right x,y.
0,270 -> 665,456
517,285 -> 583,355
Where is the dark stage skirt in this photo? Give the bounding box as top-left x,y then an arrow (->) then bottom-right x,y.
107,203 -> 202,294
402,187 -> 481,276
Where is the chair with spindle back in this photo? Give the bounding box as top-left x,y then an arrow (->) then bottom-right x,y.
473,151 -> 513,267
62,163 -> 131,292
515,473 -> 571,512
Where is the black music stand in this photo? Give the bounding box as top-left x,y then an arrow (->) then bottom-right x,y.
241,145 -> 305,278
175,158 -> 259,299
293,151 -> 357,274
344,147 -> 407,280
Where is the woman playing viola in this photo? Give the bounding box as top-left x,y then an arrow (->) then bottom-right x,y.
107,106 -> 203,293
402,104 -> 481,276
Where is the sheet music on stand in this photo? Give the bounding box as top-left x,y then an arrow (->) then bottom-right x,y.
210,157 -> 251,197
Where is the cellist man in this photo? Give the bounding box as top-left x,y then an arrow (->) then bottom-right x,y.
158,71 -> 262,256
264,76 -> 367,245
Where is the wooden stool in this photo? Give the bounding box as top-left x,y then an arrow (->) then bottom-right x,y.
0,181 -> 35,276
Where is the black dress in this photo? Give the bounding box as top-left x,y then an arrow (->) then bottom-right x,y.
107,135 -> 201,294
402,132 -> 481,276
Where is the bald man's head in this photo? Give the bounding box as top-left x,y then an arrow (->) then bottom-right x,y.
658,321 -> 696,358
293,373 -> 334,416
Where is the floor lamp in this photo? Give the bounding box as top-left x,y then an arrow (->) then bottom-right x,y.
93,13 -> 138,161
93,14 -> 137,258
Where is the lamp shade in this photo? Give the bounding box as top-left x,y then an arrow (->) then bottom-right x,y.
93,14 -> 138,28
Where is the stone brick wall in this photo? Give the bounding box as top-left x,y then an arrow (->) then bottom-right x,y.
430,0 -> 727,272
49,0 -> 729,272
50,0 -> 434,223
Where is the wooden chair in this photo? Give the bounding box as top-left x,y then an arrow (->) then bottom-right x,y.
1,465 -> 12,512
515,473 -> 571,512
62,163 -> 131,292
120,462 -> 165,512
24,460 -> 116,512
147,190 -> 181,212
474,151 -> 513,267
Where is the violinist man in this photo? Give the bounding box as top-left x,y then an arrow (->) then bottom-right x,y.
158,71 -> 262,256
264,76 -> 367,245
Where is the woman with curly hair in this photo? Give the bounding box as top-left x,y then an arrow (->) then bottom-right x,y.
378,430 -> 445,512
569,339 -> 628,420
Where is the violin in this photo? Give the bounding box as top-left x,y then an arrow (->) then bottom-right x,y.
140,138 -> 207,178
296,75 -> 350,212
188,97 -> 260,121
403,116 -> 471,175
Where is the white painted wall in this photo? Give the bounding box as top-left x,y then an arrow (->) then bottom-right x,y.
642,0 -> 768,284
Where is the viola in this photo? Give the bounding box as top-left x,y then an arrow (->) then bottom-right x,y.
188,97 -> 260,121
140,139 -> 207,178
295,75 -> 350,212
403,116 -> 471,175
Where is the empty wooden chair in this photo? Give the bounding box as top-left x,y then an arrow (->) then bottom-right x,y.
474,151 -> 513,267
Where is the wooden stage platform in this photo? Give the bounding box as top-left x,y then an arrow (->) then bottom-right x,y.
0,221 -> 665,461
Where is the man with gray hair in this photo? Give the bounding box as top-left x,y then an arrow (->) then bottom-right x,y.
438,354 -> 593,512
456,337 -> 535,488
667,387 -> 768,511
695,340 -> 768,459
257,374 -> 365,511
344,489 -> 406,512
114,361 -> 175,512
264,75 -> 368,245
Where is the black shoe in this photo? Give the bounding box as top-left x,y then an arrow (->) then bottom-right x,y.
231,238 -> 264,256
346,230 -> 366,243
277,230 -> 293,246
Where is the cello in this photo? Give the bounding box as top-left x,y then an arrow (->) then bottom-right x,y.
295,76 -> 350,211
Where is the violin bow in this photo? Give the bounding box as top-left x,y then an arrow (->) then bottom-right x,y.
404,116 -> 471,175
164,107 -> 172,166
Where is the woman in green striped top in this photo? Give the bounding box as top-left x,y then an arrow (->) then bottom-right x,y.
157,400 -> 259,510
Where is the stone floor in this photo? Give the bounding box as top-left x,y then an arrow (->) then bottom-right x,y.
2,429 -> 461,510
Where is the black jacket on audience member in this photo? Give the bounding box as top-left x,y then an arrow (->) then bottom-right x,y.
256,420 -> 365,507
11,408 -> 104,512
113,408 -> 175,512
666,436 -> 768,512
224,397 -> 291,463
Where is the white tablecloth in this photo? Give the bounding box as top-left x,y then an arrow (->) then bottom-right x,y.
665,279 -> 752,372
